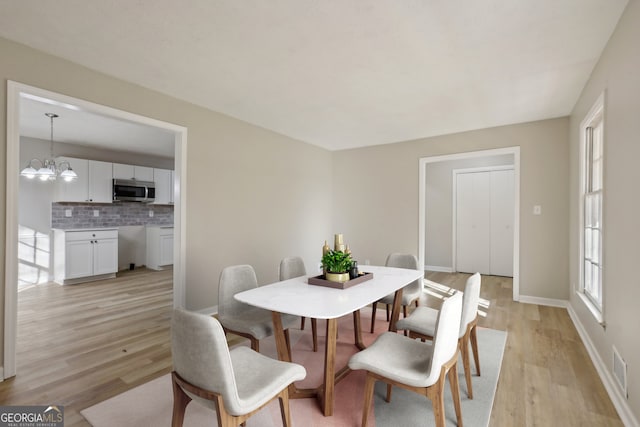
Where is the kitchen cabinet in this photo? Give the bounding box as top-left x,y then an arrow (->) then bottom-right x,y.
53,228 -> 118,284
146,226 -> 173,270
54,157 -> 112,203
152,168 -> 173,204
113,163 -> 154,181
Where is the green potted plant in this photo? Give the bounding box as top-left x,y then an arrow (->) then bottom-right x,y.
321,250 -> 353,283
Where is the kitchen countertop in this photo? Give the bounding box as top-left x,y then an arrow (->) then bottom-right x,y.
52,227 -> 119,232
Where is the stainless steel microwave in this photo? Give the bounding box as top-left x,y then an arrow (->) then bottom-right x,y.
113,179 -> 155,202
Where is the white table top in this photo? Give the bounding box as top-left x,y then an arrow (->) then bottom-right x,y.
234,265 -> 423,319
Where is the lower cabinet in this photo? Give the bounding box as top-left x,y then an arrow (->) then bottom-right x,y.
146,226 -> 174,270
54,228 -> 118,285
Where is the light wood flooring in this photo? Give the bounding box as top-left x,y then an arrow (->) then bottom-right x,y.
0,269 -> 623,426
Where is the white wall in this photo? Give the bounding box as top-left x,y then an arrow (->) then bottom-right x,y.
569,0 -> 640,423
425,154 -> 513,270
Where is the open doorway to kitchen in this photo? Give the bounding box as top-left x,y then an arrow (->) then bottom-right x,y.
418,147 -> 520,301
4,81 -> 187,379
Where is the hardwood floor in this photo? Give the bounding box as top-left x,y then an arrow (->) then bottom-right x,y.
0,269 -> 623,426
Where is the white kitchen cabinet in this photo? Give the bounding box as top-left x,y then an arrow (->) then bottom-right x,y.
54,228 -> 118,284
146,226 -> 174,270
152,168 -> 173,204
113,163 -> 154,181
55,157 -> 112,203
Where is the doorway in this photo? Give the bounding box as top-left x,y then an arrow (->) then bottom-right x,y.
4,81 -> 188,378
418,147 -> 520,301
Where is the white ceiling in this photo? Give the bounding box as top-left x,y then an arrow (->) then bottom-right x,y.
0,0 -> 628,151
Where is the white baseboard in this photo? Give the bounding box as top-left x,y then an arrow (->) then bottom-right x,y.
567,304 -> 639,427
196,305 -> 218,316
424,265 -> 454,273
518,295 -> 568,308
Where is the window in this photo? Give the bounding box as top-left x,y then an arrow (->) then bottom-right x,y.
579,93 -> 604,318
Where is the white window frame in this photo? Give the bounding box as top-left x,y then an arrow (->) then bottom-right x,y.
578,91 -> 605,325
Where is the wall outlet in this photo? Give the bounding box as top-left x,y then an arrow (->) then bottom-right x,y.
65,209 -> 72,217
93,210 -> 100,217
148,210 -> 154,218
533,205 -> 542,215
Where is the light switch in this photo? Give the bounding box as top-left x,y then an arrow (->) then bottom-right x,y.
65,209 -> 72,217
533,205 -> 542,215
148,210 -> 154,218
93,210 -> 100,217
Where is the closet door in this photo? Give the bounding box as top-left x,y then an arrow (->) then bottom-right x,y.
490,169 -> 514,277
456,172 -> 491,274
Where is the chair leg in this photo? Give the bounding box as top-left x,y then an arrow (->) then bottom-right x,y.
300,316 -> 306,330
403,305 -> 408,318
250,337 -> 259,353
362,374 -> 376,427
460,335 -> 473,399
470,324 -> 481,376
278,389 -> 293,427
385,304 -> 390,321
311,318 -> 318,352
386,384 -> 393,402
370,303 -> 377,333
171,373 -> 191,427
429,381 -> 447,427
285,329 -> 292,360
448,362 -> 464,427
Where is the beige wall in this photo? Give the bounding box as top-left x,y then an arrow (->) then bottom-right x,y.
569,0 -> 640,421
332,117 -> 569,300
1,37 -> 333,368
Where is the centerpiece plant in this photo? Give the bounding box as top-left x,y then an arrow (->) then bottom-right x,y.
321,250 -> 353,283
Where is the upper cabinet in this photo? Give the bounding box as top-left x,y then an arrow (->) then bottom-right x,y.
55,157 -> 112,203
153,168 -> 174,205
113,163 -> 154,181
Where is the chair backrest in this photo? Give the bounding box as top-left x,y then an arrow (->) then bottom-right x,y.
385,253 -> 422,294
425,291 -> 463,386
171,308 -> 241,410
459,272 -> 481,337
279,256 -> 307,281
218,265 -> 258,318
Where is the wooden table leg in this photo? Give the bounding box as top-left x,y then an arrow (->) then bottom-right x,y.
388,288 -> 404,332
321,317 -> 338,416
352,310 -> 365,350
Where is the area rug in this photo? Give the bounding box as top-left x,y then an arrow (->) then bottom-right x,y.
82,311 -> 506,427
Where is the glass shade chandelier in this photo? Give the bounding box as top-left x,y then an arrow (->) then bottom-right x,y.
20,113 -> 78,182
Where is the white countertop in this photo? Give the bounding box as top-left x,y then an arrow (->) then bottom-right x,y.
234,265 -> 423,319
52,227 -> 119,232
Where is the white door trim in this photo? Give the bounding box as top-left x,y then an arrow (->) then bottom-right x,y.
4,81 -> 188,379
418,147 -> 520,301
451,165 -> 514,275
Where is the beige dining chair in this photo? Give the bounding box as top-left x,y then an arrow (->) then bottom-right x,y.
396,272 -> 482,398
171,308 -> 306,427
217,264 -> 299,354
349,292 -> 464,427
370,253 -> 422,333
279,256 -> 318,351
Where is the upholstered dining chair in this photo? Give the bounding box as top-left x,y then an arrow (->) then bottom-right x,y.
279,256 -> 318,352
171,308 -> 307,427
217,264 -> 299,354
396,272 -> 482,399
370,253 -> 423,333
349,292 -> 464,427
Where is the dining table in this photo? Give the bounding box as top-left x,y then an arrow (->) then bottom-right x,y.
234,264 -> 424,416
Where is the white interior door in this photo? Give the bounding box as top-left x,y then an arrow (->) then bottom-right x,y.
490,169 -> 514,276
456,172 -> 491,274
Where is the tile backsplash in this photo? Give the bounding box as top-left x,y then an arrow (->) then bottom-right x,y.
51,202 -> 173,229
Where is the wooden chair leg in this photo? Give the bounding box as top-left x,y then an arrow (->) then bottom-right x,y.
371,303 -> 377,333
460,335 -> 473,399
385,304 -> 390,321
448,362 -> 464,427
403,305 -> 408,318
470,324 -> 481,376
300,317 -> 306,330
171,373 -> 191,427
362,374 -> 376,427
250,337 -> 259,353
284,329 -> 292,360
311,318 -> 318,352
386,384 -> 393,402
429,381 -> 447,427
278,389 -> 293,427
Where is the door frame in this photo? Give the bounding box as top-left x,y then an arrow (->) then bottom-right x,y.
452,165 -> 514,275
418,147 -> 520,301
4,81 -> 188,379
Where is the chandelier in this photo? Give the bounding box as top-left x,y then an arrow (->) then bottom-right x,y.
20,113 -> 78,182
